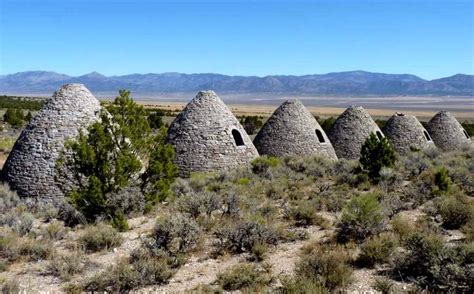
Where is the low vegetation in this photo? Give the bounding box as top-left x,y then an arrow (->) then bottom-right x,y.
217,263 -> 272,291
78,223 -> 123,253
294,243 -> 353,291
0,95 -> 472,292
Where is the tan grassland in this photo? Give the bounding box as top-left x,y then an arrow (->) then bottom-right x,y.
138,101 -> 474,121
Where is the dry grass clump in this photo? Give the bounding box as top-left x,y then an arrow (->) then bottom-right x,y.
216,262 -> 272,291
83,246 -> 178,292
41,220 -> 67,240
0,184 -> 35,236
78,223 -> 122,253
0,183 -> 21,211
0,232 -> 54,266
0,209 -> 34,236
0,277 -> 20,293
460,219 -> 474,241
214,220 -> 279,256
390,214 -> 416,241
279,276 -> 328,293
46,251 -> 90,280
152,213 -> 200,255
357,233 -> 397,267
287,200 -> 331,228
293,242 -> 353,291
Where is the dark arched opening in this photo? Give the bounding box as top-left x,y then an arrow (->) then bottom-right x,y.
376,131 -> 383,140
463,130 -> 470,139
315,129 -> 325,143
423,130 -> 432,141
232,129 -> 245,146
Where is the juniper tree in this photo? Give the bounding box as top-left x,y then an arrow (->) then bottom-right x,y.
58,90 -> 177,224
359,133 -> 396,181
3,108 -> 24,127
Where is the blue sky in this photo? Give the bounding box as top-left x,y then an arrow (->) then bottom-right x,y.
0,0 -> 472,79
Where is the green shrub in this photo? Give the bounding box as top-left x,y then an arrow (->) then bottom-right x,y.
57,202 -> 87,227
110,212 -> 129,232
289,201 -> 330,228
434,167 -> 451,193
3,108 -> 25,127
177,192 -> 222,219
336,193 -> 384,243
129,247 -> 174,285
372,277 -> 394,294
215,221 -> 278,254
395,232 -> 472,291
360,133 -> 397,181
104,186 -> 145,219
357,233 -> 397,267
148,112 -> 164,129
295,243 -> 353,291
436,194 -> 473,229
284,155 -> 332,178
140,128 -> 178,202
403,169 -> 438,206
319,116 -> 336,132
315,188 -> 349,212
379,192 -> 404,218
37,203 -> 59,222
289,201 -> 317,227
0,95 -> 44,110
239,116 -> 264,135
83,247 -> 175,292
251,156 -> 280,174
84,259 -> 139,292
79,223 -> 122,253
216,263 -> 272,291
153,213 -> 200,254
221,192 -> 241,217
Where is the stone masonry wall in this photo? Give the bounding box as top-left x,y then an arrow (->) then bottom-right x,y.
383,113 -> 435,155
166,90 -> 259,177
327,106 -> 384,160
2,84 -> 101,201
253,99 -> 337,160
427,111 -> 471,151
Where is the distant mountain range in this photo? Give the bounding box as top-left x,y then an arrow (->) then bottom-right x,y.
1,70 -> 473,96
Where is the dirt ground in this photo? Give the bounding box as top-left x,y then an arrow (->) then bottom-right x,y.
2,211 -> 416,293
